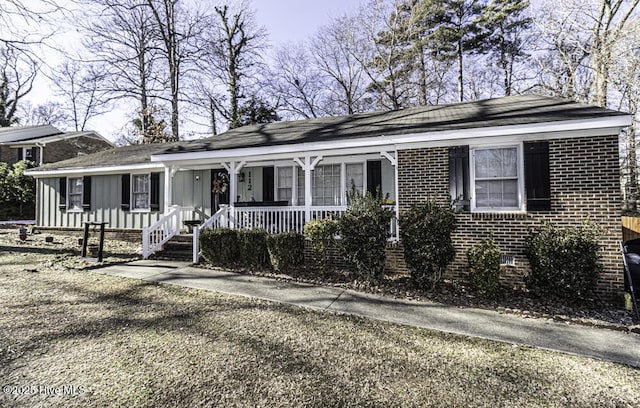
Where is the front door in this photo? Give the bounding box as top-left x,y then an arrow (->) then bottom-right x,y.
211,169 -> 229,211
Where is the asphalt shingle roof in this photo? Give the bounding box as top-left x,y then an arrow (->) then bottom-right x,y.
31,94 -> 628,172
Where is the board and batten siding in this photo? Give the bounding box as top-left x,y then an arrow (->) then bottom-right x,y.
37,174 -> 164,229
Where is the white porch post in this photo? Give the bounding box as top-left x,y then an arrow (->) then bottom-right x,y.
163,165 -> 178,213
223,161 -> 246,228
294,155 -> 322,223
381,150 -> 399,241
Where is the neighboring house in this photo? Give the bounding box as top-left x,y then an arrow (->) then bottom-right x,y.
0,125 -> 114,167
25,95 -> 632,296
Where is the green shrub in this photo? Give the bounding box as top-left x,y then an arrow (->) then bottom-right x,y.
338,188 -> 394,281
238,229 -> 269,268
304,217 -> 339,273
467,236 -> 502,298
525,221 -> 602,300
199,228 -> 239,267
398,199 -> 456,289
266,232 -> 305,273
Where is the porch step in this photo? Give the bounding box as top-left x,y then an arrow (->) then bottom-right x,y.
153,235 -> 193,261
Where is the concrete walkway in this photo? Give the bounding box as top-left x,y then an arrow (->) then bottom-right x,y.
93,260 -> 640,368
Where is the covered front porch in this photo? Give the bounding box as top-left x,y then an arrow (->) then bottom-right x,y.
142,149 -> 400,261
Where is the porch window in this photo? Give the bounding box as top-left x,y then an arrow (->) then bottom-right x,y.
276,167 -> 293,203
471,146 -> 522,211
67,177 -> 83,211
296,167 -> 305,205
312,164 -> 340,206
345,163 -> 364,194
132,174 -> 150,210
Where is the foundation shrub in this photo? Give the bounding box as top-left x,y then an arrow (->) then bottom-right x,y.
266,232 -> 305,273
525,221 -> 602,300
199,228 -> 239,267
304,218 -> 338,273
399,199 -> 456,289
338,189 -> 394,281
238,229 -> 269,268
467,236 -> 502,298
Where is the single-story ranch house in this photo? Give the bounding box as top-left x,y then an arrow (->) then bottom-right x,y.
26,95 -> 632,296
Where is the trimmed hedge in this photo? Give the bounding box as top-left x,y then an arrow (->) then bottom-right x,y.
239,229 -> 269,268
525,221 -> 602,301
266,232 -> 305,273
199,228 -> 240,267
467,236 -> 502,298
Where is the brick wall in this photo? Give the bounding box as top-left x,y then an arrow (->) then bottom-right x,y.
397,134 -> 623,297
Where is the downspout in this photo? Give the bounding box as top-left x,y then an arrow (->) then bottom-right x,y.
35,142 -> 45,165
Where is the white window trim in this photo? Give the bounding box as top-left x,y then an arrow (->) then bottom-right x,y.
469,143 -> 525,213
67,177 -> 84,213
275,166 -> 293,204
130,172 -> 151,212
22,147 -> 35,161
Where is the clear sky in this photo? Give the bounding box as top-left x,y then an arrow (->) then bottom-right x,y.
253,0 -> 361,45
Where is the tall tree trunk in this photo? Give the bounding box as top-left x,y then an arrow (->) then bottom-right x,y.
457,38 -> 464,102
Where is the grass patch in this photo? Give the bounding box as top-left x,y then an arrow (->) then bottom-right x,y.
0,242 -> 639,407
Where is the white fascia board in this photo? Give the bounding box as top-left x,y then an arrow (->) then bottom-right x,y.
150,116 -> 631,163
25,162 -> 165,177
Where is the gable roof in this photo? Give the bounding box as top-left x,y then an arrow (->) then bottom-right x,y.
0,125 -> 114,147
27,94 -> 630,174
0,125 -> 63,143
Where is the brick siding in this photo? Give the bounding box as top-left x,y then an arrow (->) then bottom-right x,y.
396,135 -> 623,298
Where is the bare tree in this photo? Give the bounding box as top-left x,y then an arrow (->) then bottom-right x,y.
198,3 -> 268,130
48,61 -> 109,131
267,43 -> 326,119
589,0 -> 639,107
0,46 -> 37,127
311,16 -> 369,115
18,101 -> 70,127
80,0 -> 165,139
145,0 -> 205,140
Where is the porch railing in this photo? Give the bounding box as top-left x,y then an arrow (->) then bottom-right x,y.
192,205 -> 230,263
142,205 -> 181,259
192,204 -> 398,263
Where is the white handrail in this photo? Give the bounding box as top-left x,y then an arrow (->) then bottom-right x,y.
192,205 -> 229,264
142,205 -> 181,259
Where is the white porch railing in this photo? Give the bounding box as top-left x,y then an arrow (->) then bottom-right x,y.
142,205 -> 181,259
192,205 -> 230,263
192,204 -> 398,263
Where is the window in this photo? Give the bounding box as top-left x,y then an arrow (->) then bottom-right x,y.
23,147 -> 34,161
276,167 -> 293,203
312,164 -> 341,206
296,167 -> 305,205
67,177 -> 83,211
345,163 -> 364,194
132,174 -> 150,210
472,146 -> 522,211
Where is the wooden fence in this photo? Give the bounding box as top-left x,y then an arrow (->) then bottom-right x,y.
622,216 -> 640,242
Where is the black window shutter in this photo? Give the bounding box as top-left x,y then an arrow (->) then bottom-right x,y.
366,160 -> 382,197
17,148 -> 23,161
524,141 -> 551,211
58,177 -> 67,210
262,166 -> 274,202
449,146 -> 470,211
150,173 -> 160,211
121,174 -> 130,211
82,176 -> 92,211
